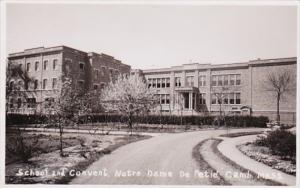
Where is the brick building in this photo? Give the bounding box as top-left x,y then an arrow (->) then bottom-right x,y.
7,46 -> 131,114
132,57 -> 297,123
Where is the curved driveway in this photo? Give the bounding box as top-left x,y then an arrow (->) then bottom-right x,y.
71,128 -> 263,185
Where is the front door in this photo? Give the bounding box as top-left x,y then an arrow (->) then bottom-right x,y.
183,93 -> 189,109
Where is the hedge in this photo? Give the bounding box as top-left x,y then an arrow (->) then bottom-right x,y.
6,113 -> 269,127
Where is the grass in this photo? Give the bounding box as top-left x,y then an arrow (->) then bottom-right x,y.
5,131 -> 151,184
192,138 -> 229,185
6,132 -> 84,164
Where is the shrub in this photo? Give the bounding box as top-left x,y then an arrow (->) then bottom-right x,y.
224,116 -> 268,128
7,114 -> 268,128
255,129 -> 296,159
6,128 -> 39,163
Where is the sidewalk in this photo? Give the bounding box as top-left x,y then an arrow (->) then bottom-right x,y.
217,135 -> 296,186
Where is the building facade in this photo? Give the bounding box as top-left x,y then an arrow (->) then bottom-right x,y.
7,46 -> 131,114
132,57 -> 297,123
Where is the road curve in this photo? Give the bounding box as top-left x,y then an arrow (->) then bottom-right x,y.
71,128 -> 263,185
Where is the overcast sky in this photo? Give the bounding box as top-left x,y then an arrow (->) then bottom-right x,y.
6,3 -> 297,69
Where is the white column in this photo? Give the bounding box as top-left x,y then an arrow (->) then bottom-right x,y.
189,92 -> 192,110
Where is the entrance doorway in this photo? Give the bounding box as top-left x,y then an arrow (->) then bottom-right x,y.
183,93 -> 189,109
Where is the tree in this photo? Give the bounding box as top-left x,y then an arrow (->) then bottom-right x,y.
6,62 -> 34,113
212,87 -> 229,127
43,77 -> 87,157
101,76 -> 159,135
265,69 -> 295,124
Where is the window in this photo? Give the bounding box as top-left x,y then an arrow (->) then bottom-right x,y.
166,78 -> 170,87
17,98 -> 22,108
199,76 -> 206,86
43,60 -> 48,70
230,75 -> 235,85
148,79 -> 152,88
102,67 -> 106,76
65,64 -> 70,74
26,63 -> 30,72
223,93 -> 229,104
224,75 -> 229,86
229,93 -> 234,104
79,63 -> 85,70
93,84 -> 98,90
236,74 -> 241,85
157,78 -> 161,88
161,95 -> 165,104
166,94 -> 170,104
95,69 -> 99,79
43,79 -> 47,89
175,77 -> 181,87
34,80 -> 39,90
161,78 -> 166,88
212,75 -> 217,86
27,98 -> 36,108
217,94 -> 223,104
100,83 -> 105,90
186,76 -> 194,87
218,75 -> 223,86
211,94 -> 217,104
152,78 -> 157,88
52,78 -> 57,89
53,59 -> 58,70
236,93 -> 241,104
109,69 -> 113,80
35,61 -> 39,71
199,93 -> 206,105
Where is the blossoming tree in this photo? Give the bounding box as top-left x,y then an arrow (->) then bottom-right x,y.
101,75 -> 159,135
43,77 -> 89,156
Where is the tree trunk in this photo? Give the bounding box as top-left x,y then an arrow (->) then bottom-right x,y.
218,103 -> 222,127
277,93 -> 280,124
128,113 -> 132,136
59,122 -> 64,157
160,104 -> 163,130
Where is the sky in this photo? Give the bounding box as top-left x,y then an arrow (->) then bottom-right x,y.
6,3 -> 297,69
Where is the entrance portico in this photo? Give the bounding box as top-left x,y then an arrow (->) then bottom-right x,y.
175,87 -> 199,111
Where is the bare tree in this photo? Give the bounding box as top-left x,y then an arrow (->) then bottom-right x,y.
101,75 -> 159,135
265,69 -> 295,124
211,87 -> 229,126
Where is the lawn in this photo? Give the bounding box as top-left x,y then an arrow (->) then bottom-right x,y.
5,129 -> 150,184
